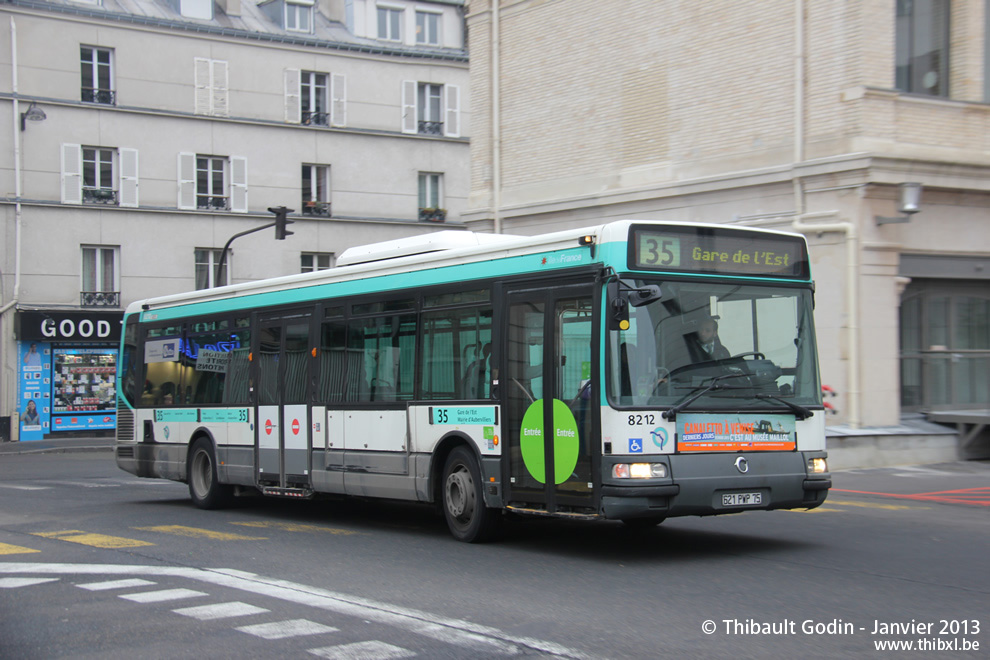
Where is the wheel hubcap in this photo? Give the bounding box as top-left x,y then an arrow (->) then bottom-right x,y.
445,465 -> 474,520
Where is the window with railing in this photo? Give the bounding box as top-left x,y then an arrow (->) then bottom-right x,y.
81,245 -> 119,307
196,156 -> 229,210
302,164 -> 331,216
82,147 -> 117,205
418,83 -> 443,134
81,46 -> 115,105
301,71 -> 329,126
418,172 -> 445,222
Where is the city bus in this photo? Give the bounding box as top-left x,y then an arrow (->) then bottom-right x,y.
115,220 -> 831,542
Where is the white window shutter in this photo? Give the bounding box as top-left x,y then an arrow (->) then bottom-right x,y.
401,80 -> 417,134
118,148 -> 139,208
331,73 -> 347,127
211,60 -> 229,117
284,68 -> 301,123
61,144 -> 83,205
177,152 -> 196,210
194,57 -> 212,115
230,156 -> 248,213
444,84 -> 460,138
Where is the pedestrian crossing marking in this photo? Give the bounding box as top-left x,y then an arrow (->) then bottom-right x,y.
0,577 -> 59,588
134,525 -> 267,541
173,601 -> 269,620
78,578 -> 156,591
0,542 -> 41,555
237,619 -> 339,640
308,640 -> 416,660
32,530 -> 154,548
120,588 -> 208,603
232,521 -> 359,535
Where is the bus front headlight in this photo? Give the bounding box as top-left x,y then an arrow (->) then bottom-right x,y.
808,457 -> 828,474
612,463 -> 667,479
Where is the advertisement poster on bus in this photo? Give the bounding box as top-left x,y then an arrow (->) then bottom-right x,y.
677,413 -> 796,452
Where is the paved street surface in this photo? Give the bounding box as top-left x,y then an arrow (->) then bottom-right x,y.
0,446 -> 986,659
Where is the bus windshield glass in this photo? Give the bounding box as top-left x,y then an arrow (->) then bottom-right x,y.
607,279 -> 821,410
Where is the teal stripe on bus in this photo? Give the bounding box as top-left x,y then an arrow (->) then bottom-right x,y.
142,246 -> 599,322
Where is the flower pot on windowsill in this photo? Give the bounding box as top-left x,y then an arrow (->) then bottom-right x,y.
419,208 -> 446,222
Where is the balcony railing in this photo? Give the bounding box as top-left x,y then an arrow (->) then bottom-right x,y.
302,111 -> 330,127
81,291 -> 120,307
81,88 -> 116,105
418,120 -> 444,135
302,201 -> 331,217
197,195 -> 230,211
419,207 -> 446,222
82,187 -> 118,205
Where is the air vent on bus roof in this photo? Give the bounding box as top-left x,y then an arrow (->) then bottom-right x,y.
336,230 -> 520,266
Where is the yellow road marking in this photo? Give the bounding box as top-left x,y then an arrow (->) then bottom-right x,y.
232,521 -> 359,536
827,499 -> 928,511
32,530 -> 153,548
134,525 -> 267,541
0,542 -> 41,555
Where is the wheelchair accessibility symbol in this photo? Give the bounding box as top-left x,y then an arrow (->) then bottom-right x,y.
629,438 -> 643,453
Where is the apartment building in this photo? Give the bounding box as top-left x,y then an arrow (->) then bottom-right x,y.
466,0 -> 990,441
0,0 -> 469,440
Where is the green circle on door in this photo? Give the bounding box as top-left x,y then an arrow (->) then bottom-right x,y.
519,398 -> 580,485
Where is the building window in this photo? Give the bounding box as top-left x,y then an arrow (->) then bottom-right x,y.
82,147 -> 116,204
302,164 -> 331,216
895,0 -> 950,97
301,71 -> 328,126
194,57 -> 228,116
377,5 -> 403,41
418,172 -> 445,222
415,11 -> 440,46
285,0 -> 313,33
61,144 -> 138,207
81,245 -> 120,307
197,156 -> 228,210
179,153 -> 246,212
301,253 -> 334,272
81,46 -> 114,105
418,83 -> 443,134
401,81 -> 459,137
195,248 -> 229,290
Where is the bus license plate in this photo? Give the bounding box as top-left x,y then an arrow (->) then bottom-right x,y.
723,492 -> 762,507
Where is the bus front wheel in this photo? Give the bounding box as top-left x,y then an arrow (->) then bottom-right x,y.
188,438 -> 233,509
442,447 -> 500,543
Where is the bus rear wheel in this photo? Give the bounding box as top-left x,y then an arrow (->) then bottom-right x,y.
442,447 -> 500,543
188,438 -> 233,509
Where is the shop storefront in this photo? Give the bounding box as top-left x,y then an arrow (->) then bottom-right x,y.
14,310 -> 123,441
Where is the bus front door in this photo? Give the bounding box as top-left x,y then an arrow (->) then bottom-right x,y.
503,285 -> 596,515
255,312 -> 313,491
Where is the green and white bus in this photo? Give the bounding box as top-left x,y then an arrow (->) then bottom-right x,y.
115,220 -> 830,541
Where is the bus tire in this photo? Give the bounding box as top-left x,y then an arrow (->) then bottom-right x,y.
442,446 -> 500,543
188,438 -> 233,509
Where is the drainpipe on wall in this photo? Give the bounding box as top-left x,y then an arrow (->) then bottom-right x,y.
491,0 -> 502,234
790,0 -> 861,429
2,16 -> 23,439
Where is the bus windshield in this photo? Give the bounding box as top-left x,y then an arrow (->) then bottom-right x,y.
607,279 -> 821,411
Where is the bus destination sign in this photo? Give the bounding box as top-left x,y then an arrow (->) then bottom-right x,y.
630,225 -> 809,279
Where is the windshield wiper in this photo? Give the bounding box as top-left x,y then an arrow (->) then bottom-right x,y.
661,373 -> 749,421
755,393 -> 814,420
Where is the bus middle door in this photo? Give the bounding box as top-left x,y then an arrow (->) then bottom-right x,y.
255,312 -> 313,491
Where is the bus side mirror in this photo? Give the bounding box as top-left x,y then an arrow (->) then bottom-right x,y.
628,285 -> 662,307
608,280 -> 630,331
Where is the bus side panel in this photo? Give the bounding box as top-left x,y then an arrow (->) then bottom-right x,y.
216,409 -> 256,487
341,409 -> 414,500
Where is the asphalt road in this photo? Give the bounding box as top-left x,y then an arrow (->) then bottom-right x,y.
0,451 -> 987,659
